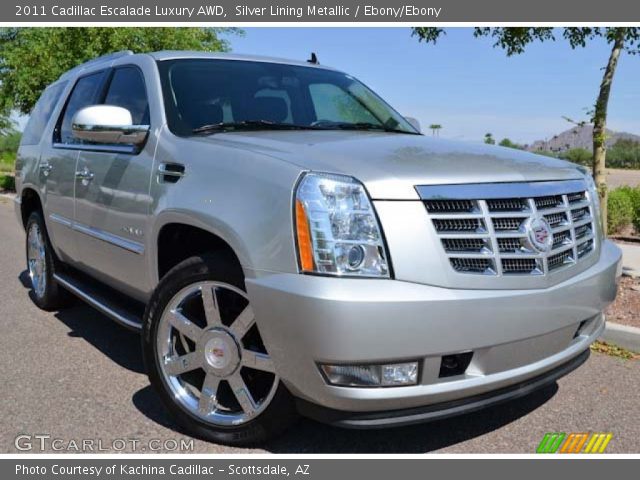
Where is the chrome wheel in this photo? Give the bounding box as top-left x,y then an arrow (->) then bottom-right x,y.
27,222 -> 47,299
156,281 -> 278,426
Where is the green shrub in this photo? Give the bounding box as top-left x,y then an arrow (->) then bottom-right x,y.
607,188 -> 635,235
0,173 -> 15,192
618,186 -> 640,232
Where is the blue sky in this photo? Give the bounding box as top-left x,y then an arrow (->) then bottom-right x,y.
229,28 -> 640,144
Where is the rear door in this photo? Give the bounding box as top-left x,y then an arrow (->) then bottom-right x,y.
72,65 -> 153,299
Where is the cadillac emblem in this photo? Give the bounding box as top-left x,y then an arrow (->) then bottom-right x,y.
525,216 -> 553,253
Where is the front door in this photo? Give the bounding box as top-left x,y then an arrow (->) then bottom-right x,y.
46,71 -> 110,262
72,66 -> 154,300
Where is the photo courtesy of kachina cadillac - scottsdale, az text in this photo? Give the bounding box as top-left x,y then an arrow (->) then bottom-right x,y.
0,0 -> 639,476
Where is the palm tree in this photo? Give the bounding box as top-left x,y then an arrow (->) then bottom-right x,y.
484,133 -> 495,145
428,124 -> 443,137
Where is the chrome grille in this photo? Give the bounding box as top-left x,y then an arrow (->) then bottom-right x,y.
535,195 -> 563,210
497,237 -> 524,253
548,249 -> 574,271
418,180 -> 597,277
553,229 -> 571,248
424,200 -> 476,213
433,218 -> 485,233
450,258 -> 494,274
492,217 -> 525,231
543,212 -> 568,228
442,238 -> 489,253
502,258 -> 541,274
487,198 -> 528,212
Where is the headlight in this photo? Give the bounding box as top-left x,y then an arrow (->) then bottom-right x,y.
294,172 -> 390,277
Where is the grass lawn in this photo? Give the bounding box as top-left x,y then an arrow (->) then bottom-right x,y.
0,152 -> 15,174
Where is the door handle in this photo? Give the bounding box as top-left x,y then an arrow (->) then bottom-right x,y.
75,167 -> 94,185
39,162 -> 52,177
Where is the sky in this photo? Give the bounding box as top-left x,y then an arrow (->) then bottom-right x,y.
228,27 -> 640,145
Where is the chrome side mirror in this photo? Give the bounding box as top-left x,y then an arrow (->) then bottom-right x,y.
72,105 -> 149,146
404,116 -> 421,133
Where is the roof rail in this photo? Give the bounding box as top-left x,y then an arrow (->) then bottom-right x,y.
58,50 -> 135,80
83,50 -> 134,66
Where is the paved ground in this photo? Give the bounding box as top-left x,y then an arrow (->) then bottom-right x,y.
607,168 -> 640,188
0,197 -> 639,454
617,242 -> 640,277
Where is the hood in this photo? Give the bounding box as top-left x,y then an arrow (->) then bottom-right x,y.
195,130 -> 584,199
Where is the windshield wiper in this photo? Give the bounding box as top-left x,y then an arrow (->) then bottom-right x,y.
193,120 -> 319,135
310,120 -> 418,134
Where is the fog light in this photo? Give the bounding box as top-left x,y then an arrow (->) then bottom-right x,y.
321,362 -> 418,387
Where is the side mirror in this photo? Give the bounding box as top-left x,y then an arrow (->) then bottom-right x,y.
404,116 -> 421,133
72,105 -> 149,146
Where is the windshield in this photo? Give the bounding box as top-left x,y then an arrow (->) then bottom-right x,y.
157,59 -> 419,136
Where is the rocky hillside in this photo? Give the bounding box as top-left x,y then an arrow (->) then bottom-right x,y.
527,125 -> 640,153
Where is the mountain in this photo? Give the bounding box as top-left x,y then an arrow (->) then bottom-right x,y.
527,125 -> 640,153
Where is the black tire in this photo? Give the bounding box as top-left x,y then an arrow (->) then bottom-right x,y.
142,252 -> 298,445
25,210 -> 72,311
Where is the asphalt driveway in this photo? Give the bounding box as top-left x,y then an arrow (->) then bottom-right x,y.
0,196 -> 638,453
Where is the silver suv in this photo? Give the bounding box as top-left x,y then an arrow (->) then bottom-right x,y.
15,50 -> 622,445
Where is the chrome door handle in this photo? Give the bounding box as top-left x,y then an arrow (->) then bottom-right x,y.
39,162 -> 52,177
75,167 -> 94,185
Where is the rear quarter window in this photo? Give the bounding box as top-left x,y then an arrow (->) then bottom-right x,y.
20,82 -> 67,146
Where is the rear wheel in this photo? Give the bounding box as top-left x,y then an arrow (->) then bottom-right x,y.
142,253 -> 297,445
25,211 -> 71,310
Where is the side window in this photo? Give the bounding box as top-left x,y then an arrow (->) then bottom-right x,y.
56,71 -> 108,144
308,83 -> 378,124
104,67 -> 150,125
21,82 -> 67,146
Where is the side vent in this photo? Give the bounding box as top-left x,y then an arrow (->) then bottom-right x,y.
158,163 -> 185,184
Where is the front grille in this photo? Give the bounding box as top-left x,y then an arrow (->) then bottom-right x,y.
492,217 -> 525,232
487,198 -> 528,212
548,249 -> 574,271
502,258 -> 541,274
577,239 -> 594,258
450,257 -> 494,274
424,200 -> 476,213
544,212 -> 568,228
442,238 -> 488,253
572,207 -> 590,221
433,218 -> 485,233
420,182 -> 597,277
553,229 -> 571,248
535,195 -> 563,210
497,237 -> 524,253
575,224 -> 592,240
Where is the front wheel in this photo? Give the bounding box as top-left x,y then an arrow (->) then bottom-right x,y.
142,253 -> 297,445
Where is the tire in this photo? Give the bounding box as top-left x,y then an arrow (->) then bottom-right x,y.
142,253 -> 298,445
25,210 -> 72,311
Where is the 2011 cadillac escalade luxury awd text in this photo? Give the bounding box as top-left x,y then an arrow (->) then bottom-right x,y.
15,51 -> 622,445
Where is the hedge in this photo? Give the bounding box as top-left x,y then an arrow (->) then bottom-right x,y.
607,186 -> 640,235
0,173 -> 15,192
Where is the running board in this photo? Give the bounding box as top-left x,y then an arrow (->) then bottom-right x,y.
54,272 -> 144,332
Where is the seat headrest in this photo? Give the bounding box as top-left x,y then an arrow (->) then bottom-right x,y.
251,97 -> 288,123
180,102 -> 223,129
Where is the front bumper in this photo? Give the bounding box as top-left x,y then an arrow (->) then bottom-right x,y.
246,240 -> 621,418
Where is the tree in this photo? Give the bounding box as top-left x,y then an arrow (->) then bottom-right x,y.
499,138 -> 523,149
428,124 -> 443,136
0,27 -> 242,116
412,27 -> 640,230
559,148 -> 593,166
484,132 -> 495,145
607,139 -> 640,169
